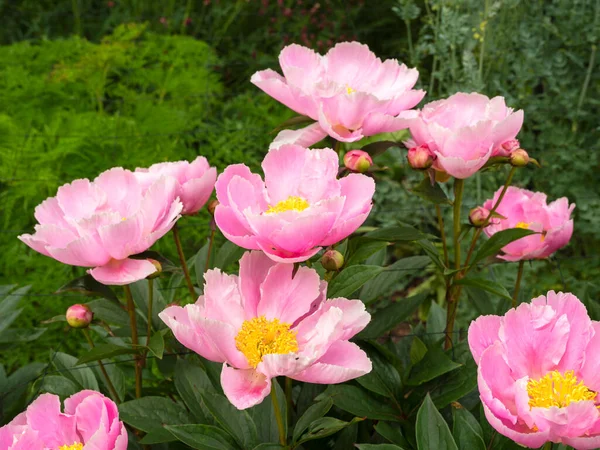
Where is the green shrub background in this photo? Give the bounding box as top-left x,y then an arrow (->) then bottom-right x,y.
0,0 -> 598,372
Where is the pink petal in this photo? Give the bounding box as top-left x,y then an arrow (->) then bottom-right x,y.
386,89 -> 426,116
4,428 -> 44,450
257,353 -> 312,379
322,298 -> 371,340
257,264 -> 321,324
214,205 -> 260,250
257,244 -> 321,263
361,110 -> 415,136
324,41 -> 380,88
434,151 -> 491,179
94,168 -> 142,218
531,400 -> 600,440
180,167 -> 217,215
221,364 -> 271,410
67,391 -> 118,443
202,269 -> 245,330
337,174 -> 375,222
47,234 -> 111,267
139,175 -> 182,234
294,305 -> 344,362
319,92 -> 384,133
563,434 -> 600,450
25,394 -> 78,448
56,179 -> 106,220
201,318 -> 250,369
18,224 -> 77,257
321,211 -> 371,247
491,109 -> 524,149
97,214 -> 144,260
238,251 -> 278,318
468,314 -> 502,363
370,60 -> 420,99
278,44 -> 323,93
481,402 -> 549,448
291,340 -> 372,383
579,322 -> 600,391
88,258 -> 157,285
269,123 -> 328,150
34,197 -> 70,229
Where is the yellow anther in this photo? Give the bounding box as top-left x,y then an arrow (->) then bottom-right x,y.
527,370 -> 596,409
265,196 -> 309,214
235,316 -> 298,368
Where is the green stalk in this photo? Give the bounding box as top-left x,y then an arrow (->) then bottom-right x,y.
453,179 -> 464,270
172,222 -> 197,302
271,382 -> 287,446
285,377 -> 293,427
436,205 -> 449,268
82,328 -> 121,403
124,285 -> 142,398
512,261 -> 525,308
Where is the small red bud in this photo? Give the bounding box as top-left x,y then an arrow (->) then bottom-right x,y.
343,150 -> 373,173
66,304 -> 93,328
510,149 -> 530,167
321,250 -> 344,271
407,144 -> 434,170
469,207 -> 491,228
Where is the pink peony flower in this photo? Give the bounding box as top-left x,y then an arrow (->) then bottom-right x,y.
252,41 -> 425,146
134,156 -> 217,215
469,291 -> 600,449
214,144 -> 375,263
405,92 -> 524,179
482,186 -> 575,261
19,168 -> 182,285
159,251 -> 372,410
0,390 -> 127,449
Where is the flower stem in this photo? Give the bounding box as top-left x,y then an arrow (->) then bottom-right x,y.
172,222 -> 196,302
142,278 -> 154,367
285,377 -> 293,427
124,285 -> 142,399
436,205 -> 449,267
542,442 -> 552,450
445,179 -> 464,350
271,382 -> 287,446
453,179 -> 464,270
82,328 -> 121,404
512,261 -> 525,308
206,219 -> 216,273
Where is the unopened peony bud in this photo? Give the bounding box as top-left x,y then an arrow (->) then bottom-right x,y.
343,150 -> 373,173
510,149 -> 530,167
501,139 -> 520,154
321,249 -> 344,271
407,144 -> 434,170
147,259 -> 162,279
66,304 -> 93,328
207,199 -> 219,216
469,207 -> 490,227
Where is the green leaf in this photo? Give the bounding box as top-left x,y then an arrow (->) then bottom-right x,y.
53,352 -> 99,391
165,424 -> 239,450
195,241 -> 217,286
201,392 -> 259,449
345,238 -> 389,267
358,293 -> 427,340
417,240 -> 446,271
452,406 -> 486,450
416,394 -> 458,450
297,417 -> 364,445
76,343 -> 136,365
356,445 -> 407,450
119,396 -> 192,441
214,241 -> 245,270
327,265 -> 384,298
174,359 -> 215,423
429,357 -> 478,409
471,228 -> 536,265
412,178 -> 451,204
374,422 -> 410,448
406,346 -> 462,386
293,397 -> 333,443
147,331 -> 165,359
361,140 -> 400,156
56,275 -> 119,302
87,299 -> 130,327
271,115 -> 313,133
357,347 -> 402,401
454,276 -> 512,301
38,375 -> 79,397
252,445 -> 285,450
365,224 -> 427,242
319,385 -> 400,421
248,381 -> 287,444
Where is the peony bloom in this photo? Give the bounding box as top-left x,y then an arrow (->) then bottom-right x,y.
469,291 -> 600,449
482,186 -> 575,261
252,41 -> 425,146
405,92 -> 524,179
159,251 -> 372,410
19,168 -> 182,285
134,156 -> 217,215
214,144 -> 375,263
0,390 -> 127,449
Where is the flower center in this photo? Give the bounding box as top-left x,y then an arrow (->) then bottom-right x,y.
59,443 -> 84,450
265,196 -> 309,214
527,370 -> 597,408
235,316 -> 298,368
346,85 -> 356,94
515,221 -> 530,229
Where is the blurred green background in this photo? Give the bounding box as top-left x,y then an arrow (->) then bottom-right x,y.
0,0 -> 599,372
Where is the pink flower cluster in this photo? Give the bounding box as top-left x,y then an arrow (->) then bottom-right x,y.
469,292 -> 600,449
160,251 -> 372,409
0,391 -> 126,449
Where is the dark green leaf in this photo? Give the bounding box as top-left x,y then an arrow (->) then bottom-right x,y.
165,424 -> 239,450
195,241 -> 217,286
319,385 -> 400,421
248,380 -> 286,444
357,347 -> 402,401
415,394 -> 458,450
147,331 -> 165,359
412,178 -> 451,204
452,406 -> 485,450
0,327 -> 46,344
53,352 -> 99,391
271,115 -> 314,133
345,238 -> 389,267
38,375 -> 79,397
429,357 -> 478,408
365,225 -> 427,242
252,445 -> 285,450
119,397 -> 192,438
454,276 -> 512,301
417,240 -> 446,271
56,275 -> 119,302
87,299 -> 130,327
215,241 -> 245,270
201,392 -> 259,449
327,265 -> 384,298
361,140 -> 400,156
374,422 -> 410,448
174,359 -> 215,423
130,251 -> 176,272
472,228 -> 536,265
76,343 -> 136,365
407,347 -> 462,386
358,293 -> 427,340
297,417 -> 364,445
356,445 -> 407,450
293,397 -> 333,443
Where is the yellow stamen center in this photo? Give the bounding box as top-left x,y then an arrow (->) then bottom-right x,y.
346,85 -> 355,94
265,196 -> 309,214
515,221 -> 530,229
235,316 -> 298,368
527,370 -> 597,408
59,443 -> 84,450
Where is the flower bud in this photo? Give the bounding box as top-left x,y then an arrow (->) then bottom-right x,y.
147,259 -> 162,279
407,144 -> 434,170
510,149 -> 530,167
66,304 -> 93,328
207,199 -> 219,216
343,150 -> 373,173
469,206 -> 490,227
321,249 -> 344,271
501,139 -> 520,154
